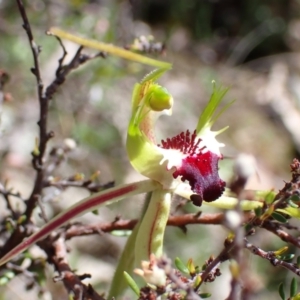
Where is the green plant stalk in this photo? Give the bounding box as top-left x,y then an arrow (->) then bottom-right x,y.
108,192 -> 152,299
134,189 -> 172,266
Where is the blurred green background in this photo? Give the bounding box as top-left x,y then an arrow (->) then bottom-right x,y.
1,0 -> 300,299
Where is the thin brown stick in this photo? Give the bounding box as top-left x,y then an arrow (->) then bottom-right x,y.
16,0 -> 50,220
244,238 -> 300,276
64,212 -> 228,240
40,236 -> 105,300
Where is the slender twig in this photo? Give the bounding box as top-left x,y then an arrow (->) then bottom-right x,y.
40,236 -> 105,300
64,212 -> 234,240
43,179 -> 115,193
244,238 -> 300,276
0,183 -> 23,218
37,197 -> 48,223
198,245 -> 231,287
262,220 -> 300,248
16,0 -> 49,220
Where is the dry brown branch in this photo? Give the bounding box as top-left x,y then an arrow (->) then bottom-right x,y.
40,236 -> 104,300
64,212 -> 234,240
244,238 -> 300,276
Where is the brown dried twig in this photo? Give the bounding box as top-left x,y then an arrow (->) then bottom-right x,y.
64,212 -> 234,240
244,238 -> 300,276
40,236 -> 105,300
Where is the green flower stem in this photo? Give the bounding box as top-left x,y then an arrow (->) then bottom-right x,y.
108,192 -> 152,299
134,189 -> 172,266
0,179 -> 160,267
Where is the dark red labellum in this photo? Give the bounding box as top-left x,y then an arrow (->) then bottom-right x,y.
173,151 -> 226,202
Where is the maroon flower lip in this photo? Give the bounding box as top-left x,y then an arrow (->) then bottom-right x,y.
160,130 -> 226,202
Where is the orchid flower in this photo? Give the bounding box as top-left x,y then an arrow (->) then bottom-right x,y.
126,70 -> 231,265
0,29 -> 265,293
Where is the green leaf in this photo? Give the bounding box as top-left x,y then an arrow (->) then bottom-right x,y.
91,209 -> 98,215
175,257 -> 189,274
279,282 -> 285,300
254,207 -> 262,217
265,191 -> 276,204
187,258 -> 196,275
123,271 -> 140,296
290,195 -> 300,202
291,278 -> 298,298
244,223 -> 253,234
271,212 -> 287,223
199,292 -> 211,298
280,254 -> 295,262
288,199 -> 299,208
193,274 -> 201,288
277,207 -> 300,219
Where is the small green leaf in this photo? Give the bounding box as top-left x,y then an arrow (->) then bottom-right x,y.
244,223 -> 253,234
279,282 -> 285,300
291,278 -> 298,297
199,292 -> 211,298
254,207 -> 262,217
187,258 -> 196,276
193,274 -> 201,288
265,191 -> 276,204
274,246 -> 288,256
17,215 -> 27,225
123,271 -> 140,296
290,195 -> 300,202
91,209 -> 98,215
271,212 -> 287,223
280,254 -> 295,262
277,207 -> 300,219
288,200 -> 299,208
175,257 -> 189,274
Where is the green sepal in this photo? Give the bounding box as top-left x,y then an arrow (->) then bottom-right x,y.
196,82 -> 232,134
